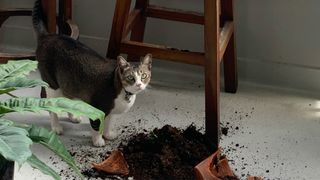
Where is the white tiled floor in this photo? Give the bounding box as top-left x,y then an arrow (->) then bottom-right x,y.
4,62 -> 320,180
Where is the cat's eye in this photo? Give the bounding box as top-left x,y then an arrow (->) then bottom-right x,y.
127,75 -> 134,81
141,73 -> 148,79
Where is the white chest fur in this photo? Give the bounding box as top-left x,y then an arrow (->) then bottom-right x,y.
111,90 -> 136,114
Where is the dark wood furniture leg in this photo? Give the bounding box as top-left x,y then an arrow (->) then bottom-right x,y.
128,0 -> 149,61
42,0 -> 56,33
204,0 -> 220,146
41,0 -> 57,98
107,0 -> 132,59
222,0 -> 237,93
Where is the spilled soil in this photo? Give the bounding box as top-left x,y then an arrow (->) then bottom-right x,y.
83,125 -> 216,180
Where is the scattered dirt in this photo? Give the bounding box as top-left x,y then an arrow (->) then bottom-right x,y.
219,108 -> 254,178
83,125 -> 216,180
221,127 -> 229,136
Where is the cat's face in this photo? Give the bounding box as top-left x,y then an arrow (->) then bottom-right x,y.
117,54 -> 152,94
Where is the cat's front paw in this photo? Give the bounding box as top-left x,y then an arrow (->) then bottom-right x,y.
103,131 -> 118,140
68,113 -> 82,123
92,134 -> 106,147
52,125 -> 63,135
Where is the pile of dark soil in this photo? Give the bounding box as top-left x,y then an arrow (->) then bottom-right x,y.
82,125 -> 216,179
120,125 -> 216,180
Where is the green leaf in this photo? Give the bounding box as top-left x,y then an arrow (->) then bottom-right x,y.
0,97 -> 105,128
0,78 -> 48,95
0,60 -> 37,82
25,125 -> 84,179
0,120 -> 84,179
0,119 -> 14,126
27,154 -> 61,180
0,124 -> 33,166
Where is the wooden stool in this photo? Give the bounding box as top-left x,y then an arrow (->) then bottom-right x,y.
107,0 -> 237,147
0,0 -> 78,63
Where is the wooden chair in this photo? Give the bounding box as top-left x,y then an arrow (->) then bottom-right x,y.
107,0 -> 238,147
0,0 -> 78,63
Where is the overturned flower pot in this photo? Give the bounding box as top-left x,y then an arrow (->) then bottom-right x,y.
83,125 -> 263,180
83,125 -> 215,179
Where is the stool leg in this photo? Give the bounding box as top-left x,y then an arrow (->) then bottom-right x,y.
42,0 -> 56,33
58,0 -> 72,35
222,0 -> 238,93
107,0 -> 132,59
223,33 -> 237,93
204,0 -> 220,148
40,0 -> 56,98
128,0 -> 149,61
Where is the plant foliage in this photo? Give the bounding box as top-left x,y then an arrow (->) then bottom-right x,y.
0,60 -> 105,179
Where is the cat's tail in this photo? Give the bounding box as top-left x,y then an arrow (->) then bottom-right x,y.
32,0 -> 48,37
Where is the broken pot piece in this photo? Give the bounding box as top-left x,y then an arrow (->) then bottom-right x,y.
195,149 -> 264,180
195,149 -> 238,180
92,150 -> 129,176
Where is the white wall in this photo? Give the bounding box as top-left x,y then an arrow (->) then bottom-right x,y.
236,0 -> 320,92
1,0 -> 320,92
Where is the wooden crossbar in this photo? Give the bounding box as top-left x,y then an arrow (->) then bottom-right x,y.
0,53 -> 35,63
219,21 -> 234,60
146,5 -> 204,25
119,21 -> 233,65
0,9 -> 32,16
123,9 -> 141,38
120,40 -> 205,65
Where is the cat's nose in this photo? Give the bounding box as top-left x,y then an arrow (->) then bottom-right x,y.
136,83 -> 142,87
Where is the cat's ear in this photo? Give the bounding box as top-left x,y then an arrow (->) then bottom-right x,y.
141,53 -> 152,70
117,56 -> 129,71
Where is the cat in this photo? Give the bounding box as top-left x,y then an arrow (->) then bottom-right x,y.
32,0 -> 152,147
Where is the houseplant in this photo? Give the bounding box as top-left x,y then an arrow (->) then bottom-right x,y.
0,60 -> 105,180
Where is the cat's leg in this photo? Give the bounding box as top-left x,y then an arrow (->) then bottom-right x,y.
67,113 -> 82,123
50,112 -> 63,134
103,115 -> 118,140
46,88 -> 64,134
90,119 -> 105,147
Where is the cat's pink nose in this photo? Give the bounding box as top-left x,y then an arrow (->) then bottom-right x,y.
136,83 -> 142,87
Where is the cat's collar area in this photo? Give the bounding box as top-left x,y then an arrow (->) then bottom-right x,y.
124,89 -> 134,96
124,89 -> 134,102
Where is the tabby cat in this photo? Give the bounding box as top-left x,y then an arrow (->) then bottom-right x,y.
32,0 -> 152,146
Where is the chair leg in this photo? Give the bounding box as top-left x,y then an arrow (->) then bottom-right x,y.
204,0 -> 220,148
107,0 -> 132,59
58,0 -> 72,35
128,0 -> 149,62
40,0 -> 56,98
221,0 -> 237,93
42,0 -> 56,33
223,33 -> 237,93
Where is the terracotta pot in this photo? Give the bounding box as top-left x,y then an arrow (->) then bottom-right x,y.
195,149 -> 263,180
92,150 -> 129,176
195,149 -> 235,180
